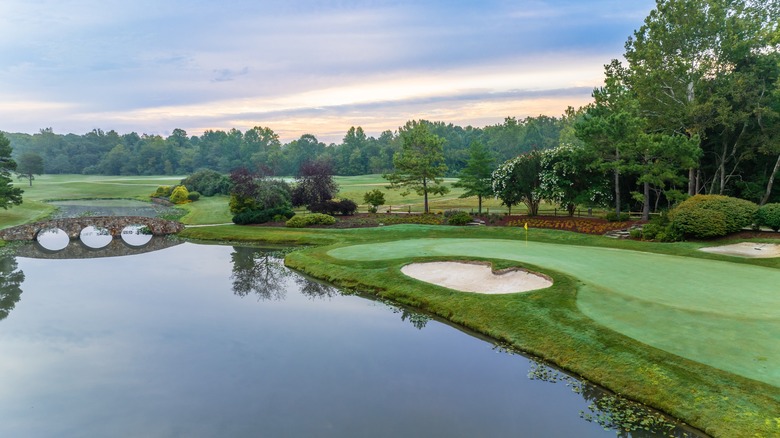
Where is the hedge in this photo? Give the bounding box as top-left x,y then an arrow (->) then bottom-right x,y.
757,203 -> 780,232
286,213 -> 337,228
232,206 -> 295,225
669,195 -> 758,238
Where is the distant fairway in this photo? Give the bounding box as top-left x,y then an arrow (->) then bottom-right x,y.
329,238 -> 780,386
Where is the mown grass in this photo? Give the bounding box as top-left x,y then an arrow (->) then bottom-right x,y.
336,174 -> 513,213
2,174 -> 605,230
181,224 -> 780,437
176,195 -> 233,225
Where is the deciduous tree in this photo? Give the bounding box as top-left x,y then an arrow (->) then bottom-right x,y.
16,152 -> 43,186
492,151 -> 543,216
384,120 -> 449,213
453,141 -> 494,214
0,133 -> 23,209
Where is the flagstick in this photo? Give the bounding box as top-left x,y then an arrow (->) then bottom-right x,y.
524,222 -> 528,247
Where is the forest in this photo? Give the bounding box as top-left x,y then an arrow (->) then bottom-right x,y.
1,115 -> 563,179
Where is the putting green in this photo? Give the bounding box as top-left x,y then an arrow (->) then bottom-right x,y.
329,238 -> 780,387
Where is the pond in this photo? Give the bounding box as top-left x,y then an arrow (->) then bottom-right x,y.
0,242 -> 703,437
48,199 -> 178,219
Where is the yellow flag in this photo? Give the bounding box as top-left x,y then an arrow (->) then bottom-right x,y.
524,222 -> 528,230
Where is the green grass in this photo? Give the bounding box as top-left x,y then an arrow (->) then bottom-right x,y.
13,174 -> 185,202
180,224 -> 780,437
329,238 -> 780,387
2,174 -> 601,230
335,174 -> 516,213
176,195 -> 233,225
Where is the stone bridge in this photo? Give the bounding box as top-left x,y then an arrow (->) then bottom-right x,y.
0,216 -> 185,241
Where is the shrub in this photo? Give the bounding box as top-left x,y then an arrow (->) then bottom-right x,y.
187,191 -> 201,201
169,185 -> 190,204
669,195 -> 758,238
181,169 -> 231,196
447,211 -> 473,226
757,203 -> 780,231
232,206 -> 295,225
285,213 -> 336,228
639,223 -> 660,240
336,199 -> 357,215
152,185 -> 173,198
309,199 -> 357,216
605,211 -> 629,222
363,189 -> 385,212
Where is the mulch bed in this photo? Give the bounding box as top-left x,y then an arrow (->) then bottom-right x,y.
249,213 -> 640,234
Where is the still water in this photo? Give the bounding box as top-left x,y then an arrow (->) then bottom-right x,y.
0,242 -> 699,437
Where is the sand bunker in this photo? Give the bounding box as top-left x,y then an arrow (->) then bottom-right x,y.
699,242 -> 780,258
401,261 -> 552,294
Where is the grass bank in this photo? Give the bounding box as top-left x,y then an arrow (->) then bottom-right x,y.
181,224 -> 780,437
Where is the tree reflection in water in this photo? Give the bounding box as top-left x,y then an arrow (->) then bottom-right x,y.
525,358 -> 701,437
230,247 -> 290,300
0,253 -> 24,321
229,247 -> 337,301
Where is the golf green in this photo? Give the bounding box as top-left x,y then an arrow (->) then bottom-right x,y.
328,238 -> 780,387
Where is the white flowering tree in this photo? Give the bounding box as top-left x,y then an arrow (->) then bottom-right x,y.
537,144 -> 612,216
492,151 -> 542,216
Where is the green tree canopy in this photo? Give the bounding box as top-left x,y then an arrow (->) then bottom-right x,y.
453,141 -> 494,214
384,120 -> 449,213
0,133 -> 23,209
492,151 -> 543,216
16,151 -> 44,187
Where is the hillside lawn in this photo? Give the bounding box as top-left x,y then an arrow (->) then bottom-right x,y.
3,174 -> 779,435
1,174 -> 534,229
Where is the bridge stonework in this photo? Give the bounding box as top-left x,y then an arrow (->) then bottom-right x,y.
0,216 -> 185,241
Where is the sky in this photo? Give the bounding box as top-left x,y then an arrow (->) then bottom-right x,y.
0,0 -> 656,143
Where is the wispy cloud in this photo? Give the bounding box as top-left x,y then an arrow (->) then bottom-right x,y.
0,0 -> 656,140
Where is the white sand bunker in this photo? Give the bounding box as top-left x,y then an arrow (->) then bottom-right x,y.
401,261 -> 552,294
699,242 -> 780,258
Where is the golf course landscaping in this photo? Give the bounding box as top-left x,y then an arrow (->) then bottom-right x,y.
3,175 -> 779,436
180,223 -> 780,437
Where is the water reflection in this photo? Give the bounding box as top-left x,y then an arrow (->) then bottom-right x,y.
525,358 -> 703,437
230,247 -> 290,300
15,237 -> 183,259
79,226 -> 112,249
1,242 -> 705,437
384,301 -> 432,329
0,253 -> 24,322
229,247 -> 338,301
35,227 -> 69,251
120,224 -> 153,246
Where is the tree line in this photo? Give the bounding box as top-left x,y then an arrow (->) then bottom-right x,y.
1,115 -> 566,178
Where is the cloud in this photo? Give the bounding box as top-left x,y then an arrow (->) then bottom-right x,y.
212,67 -> 250,83
0,0 -> 657,140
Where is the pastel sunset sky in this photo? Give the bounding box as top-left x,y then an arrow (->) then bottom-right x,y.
0,0 -> 656,142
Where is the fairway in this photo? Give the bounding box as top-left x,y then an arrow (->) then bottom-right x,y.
328,238 -> 780,387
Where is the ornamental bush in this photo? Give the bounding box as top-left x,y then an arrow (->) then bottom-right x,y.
286,213 -> 336,228
757,203 -> 780,231
232,206 -> 294,225
446,211 -> 473,225
169,185 -> 190,204
669,195 -> 758,238
152,185 -> 173,198
187,191 -> 201,201
181,169 -> 231,196
308,199 -> 357,216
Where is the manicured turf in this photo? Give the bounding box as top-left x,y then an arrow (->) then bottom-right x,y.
328,238 -> 780,387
